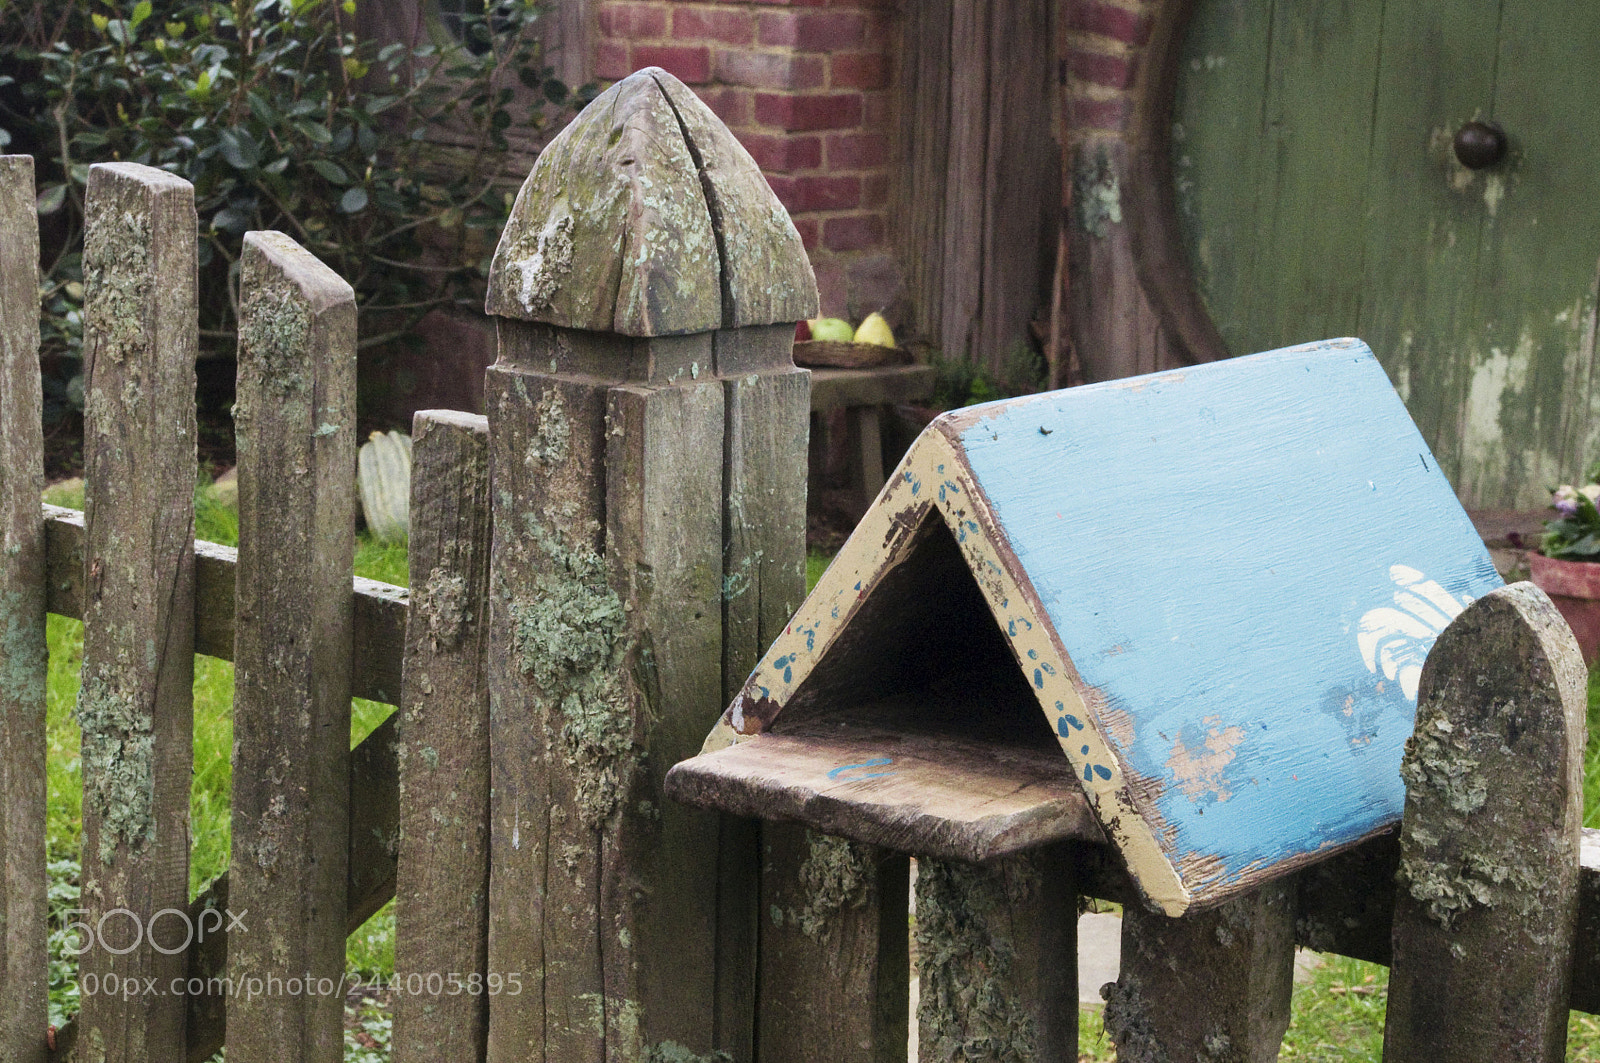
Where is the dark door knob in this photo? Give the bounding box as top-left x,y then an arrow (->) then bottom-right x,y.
1453,120 -> 1507,169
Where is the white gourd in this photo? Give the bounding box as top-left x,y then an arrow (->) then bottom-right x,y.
357,429 -> 412,541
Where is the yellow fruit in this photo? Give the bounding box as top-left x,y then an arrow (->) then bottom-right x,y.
809,316 -> 855,343
853,311 -> 895,348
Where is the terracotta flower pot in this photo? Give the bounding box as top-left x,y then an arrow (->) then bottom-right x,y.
1527,551 -> 1600,665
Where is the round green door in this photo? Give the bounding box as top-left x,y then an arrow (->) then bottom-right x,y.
1173,0 -> 1600,508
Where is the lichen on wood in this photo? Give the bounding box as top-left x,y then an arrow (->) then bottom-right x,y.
486,68 -> 719,336
1100,975 -> 1170,1063
1106,881 -> 1294,1063
643,1041 -> 733,1063
525,386 -> 571,467
1398,713 -> 1542,930
82,206 -> 151,367
75,666 -> 155,864
237,273 -> 312,396
1396,583 -> 1587,933
0,589 -> 45,709
1384,583 -> 1586,1061
777,830 -> 872,942
509,516 -> 638,829
914,858 -> 1040,1063
486,67 -> 816,336
414,567 -> 470,652
651,73 -> 818,328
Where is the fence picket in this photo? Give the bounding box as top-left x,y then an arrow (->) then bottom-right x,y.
719,330 -> 811,1060
484,362 -> 612,1062
914,849 -> 1077,1063
393,410 -> 493,1063
227,231 -> 356,1063
482,66 -> 815,1062
1383,583 -> 1588,1061
756,828 -> 909,1063
1102,880 -> 1295,1062
0,154 -> 49,1063
76,161 -> 198,1063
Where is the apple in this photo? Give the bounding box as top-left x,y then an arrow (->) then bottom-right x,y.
809,317 -> 855,343
795,320 -> 812,342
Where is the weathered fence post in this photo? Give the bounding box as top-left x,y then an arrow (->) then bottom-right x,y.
228,231 -> 356,1063
394,410 -> 493,1063
0,154 -> 49,1063
481,67 -> 816,1061
1103,881 -> 1296,1063
77,161 -> 197,1063
915,848 -> 1078,1062
757,827 -> 909,1063
1383,582 -> 1587,1062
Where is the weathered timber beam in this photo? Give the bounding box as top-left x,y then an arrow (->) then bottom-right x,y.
42,505 -> 407,704
48,714 -> 401,1063
807,364 -> 936,414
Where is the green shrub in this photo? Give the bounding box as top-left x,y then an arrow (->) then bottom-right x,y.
928,341 -> 1047,410
0,0 -> 591,422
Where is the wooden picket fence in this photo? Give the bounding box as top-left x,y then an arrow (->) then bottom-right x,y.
0,65 -> 1599,1063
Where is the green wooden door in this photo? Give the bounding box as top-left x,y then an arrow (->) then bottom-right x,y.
1174,0 -> 1600,508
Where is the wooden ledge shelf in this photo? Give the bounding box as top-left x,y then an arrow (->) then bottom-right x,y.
665,720 -> 1103,863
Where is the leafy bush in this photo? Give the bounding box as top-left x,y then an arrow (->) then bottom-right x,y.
928,341 -> 1046,410
0,0 -> 591,422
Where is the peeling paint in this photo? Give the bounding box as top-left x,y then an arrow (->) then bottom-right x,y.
1165,716 -> 1246,804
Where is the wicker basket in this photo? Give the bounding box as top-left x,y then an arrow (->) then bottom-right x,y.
793,339 -> 912,369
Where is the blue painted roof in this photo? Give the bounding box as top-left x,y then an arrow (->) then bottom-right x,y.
954,339 -> 1503,892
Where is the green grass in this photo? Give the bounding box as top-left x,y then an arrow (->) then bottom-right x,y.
41,476 -> 407,1032
806,549 -> 833,592
1078,952 -> 1600,1060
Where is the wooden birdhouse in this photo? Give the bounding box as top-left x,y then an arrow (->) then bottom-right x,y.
666,338 -> 1506,915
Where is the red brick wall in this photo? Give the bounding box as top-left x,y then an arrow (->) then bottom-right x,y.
595,0 -> 900,319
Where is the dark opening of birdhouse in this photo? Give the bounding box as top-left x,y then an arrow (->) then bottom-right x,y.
665,509 -> 1099,865
773,513 -> 1060,757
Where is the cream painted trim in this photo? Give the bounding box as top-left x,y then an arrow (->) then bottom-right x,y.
699,425 -> 1192,914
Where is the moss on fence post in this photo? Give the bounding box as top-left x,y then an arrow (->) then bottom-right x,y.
1383,583 -> 1587,1063
914,848 -> 1079,1063
1103,879 -> 1295,1063
480,67 -> 817,1063
0,153 -> 49,1063
75,161 -> 198,1063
